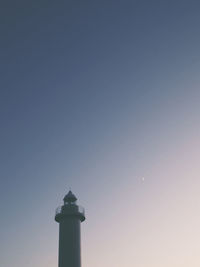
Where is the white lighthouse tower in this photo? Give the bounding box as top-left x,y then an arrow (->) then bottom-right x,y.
55,191 -> 85,267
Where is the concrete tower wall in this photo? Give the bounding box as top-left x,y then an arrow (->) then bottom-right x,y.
59,218 -> 81,267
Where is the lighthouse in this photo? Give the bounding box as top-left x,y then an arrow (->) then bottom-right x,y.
55,191 -> 85,267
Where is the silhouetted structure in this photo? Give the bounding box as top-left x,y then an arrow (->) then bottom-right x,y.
55,191 -> 85,267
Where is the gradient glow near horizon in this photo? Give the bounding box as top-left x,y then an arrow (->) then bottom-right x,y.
1,1 -> 200,267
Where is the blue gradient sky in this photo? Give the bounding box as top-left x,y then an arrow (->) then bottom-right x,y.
1,1 -> 200,266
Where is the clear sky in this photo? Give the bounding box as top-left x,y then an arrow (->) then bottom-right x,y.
1,1 -> 200,266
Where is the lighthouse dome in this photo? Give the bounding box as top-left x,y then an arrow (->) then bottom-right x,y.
63,190 -> 77,204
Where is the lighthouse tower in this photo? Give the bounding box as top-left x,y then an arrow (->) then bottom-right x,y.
55,191 -> 85,267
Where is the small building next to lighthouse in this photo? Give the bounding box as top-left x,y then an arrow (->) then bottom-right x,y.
55,191 -> 85,267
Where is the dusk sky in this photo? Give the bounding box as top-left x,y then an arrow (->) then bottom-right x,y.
1,1 -> 200,266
